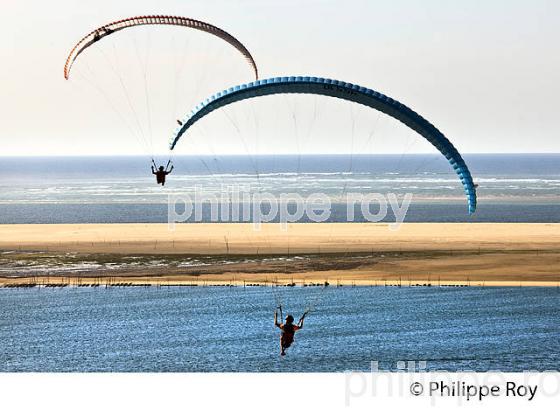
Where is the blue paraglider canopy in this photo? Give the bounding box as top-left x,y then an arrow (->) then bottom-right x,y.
170,76 -> 477,214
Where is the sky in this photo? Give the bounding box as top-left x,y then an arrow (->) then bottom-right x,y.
0,0 -> 559,156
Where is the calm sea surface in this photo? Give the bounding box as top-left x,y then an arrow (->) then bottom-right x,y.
0,154 -> 559,223
1,286 -> 559,372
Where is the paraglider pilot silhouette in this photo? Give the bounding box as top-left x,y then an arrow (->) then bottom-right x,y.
151,160 -> 173,186
274,306 -> 306,356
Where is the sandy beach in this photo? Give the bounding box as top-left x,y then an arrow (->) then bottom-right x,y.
1,223 -> 559,287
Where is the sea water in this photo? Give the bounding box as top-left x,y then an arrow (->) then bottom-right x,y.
1,286 -> 558,372
0,154 -> 559,223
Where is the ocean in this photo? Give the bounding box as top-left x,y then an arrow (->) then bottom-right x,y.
0,154 -> 559,223
1,286 -> 558,372
1,155 -> 559,373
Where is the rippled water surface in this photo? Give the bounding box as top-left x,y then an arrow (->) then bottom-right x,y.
1,286 -> 559,372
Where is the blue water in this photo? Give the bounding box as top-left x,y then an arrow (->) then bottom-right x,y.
1,287 -> 559,372
0,154 -> 559,223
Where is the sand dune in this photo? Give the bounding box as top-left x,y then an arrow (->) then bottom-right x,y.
0,223 -> 558,254
0,223 -> 559,286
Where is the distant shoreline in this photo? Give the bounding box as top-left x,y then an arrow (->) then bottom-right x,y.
2,277 -> 558,288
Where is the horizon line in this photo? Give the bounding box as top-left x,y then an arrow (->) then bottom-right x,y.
1,152 -> 560,158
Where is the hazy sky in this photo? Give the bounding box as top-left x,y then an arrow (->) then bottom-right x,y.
1,0 -> 559,156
